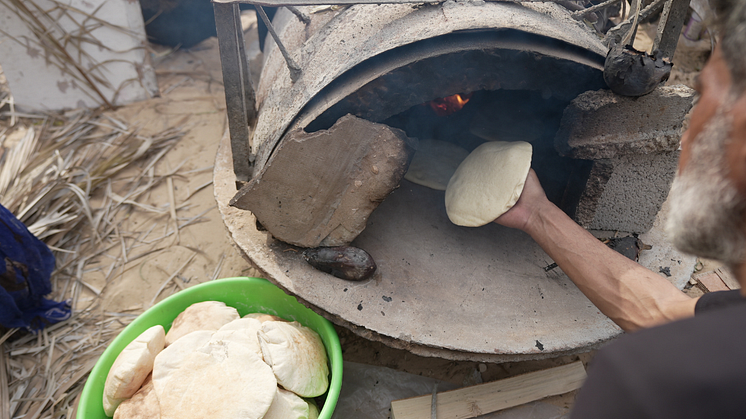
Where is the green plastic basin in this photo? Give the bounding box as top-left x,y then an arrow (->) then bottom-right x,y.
77,277 -> 342,419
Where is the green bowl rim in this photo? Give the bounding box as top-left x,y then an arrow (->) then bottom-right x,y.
77,277 -> 343,419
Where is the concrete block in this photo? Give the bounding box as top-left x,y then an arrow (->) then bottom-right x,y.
555,85 -> 691,233
230,114 -> 414,248
555,85 -> 695,159
569,152 -> 679,233
0,0 -> 158,111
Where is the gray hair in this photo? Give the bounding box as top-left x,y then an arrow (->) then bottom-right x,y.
712,0 -> 746,91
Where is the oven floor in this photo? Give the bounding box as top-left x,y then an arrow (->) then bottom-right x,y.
215,129 -> 695,362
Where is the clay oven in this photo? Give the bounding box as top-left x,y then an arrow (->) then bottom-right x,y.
212,0 -> 697,361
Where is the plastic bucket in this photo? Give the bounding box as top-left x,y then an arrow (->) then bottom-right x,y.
77,277 -> 342,418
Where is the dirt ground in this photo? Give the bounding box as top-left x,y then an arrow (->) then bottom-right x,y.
0,10 -> 713,418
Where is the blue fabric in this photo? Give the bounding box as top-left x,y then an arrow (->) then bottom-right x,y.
0,204 -> 70,330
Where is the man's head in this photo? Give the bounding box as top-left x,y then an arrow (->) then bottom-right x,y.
666,0 -> 746,269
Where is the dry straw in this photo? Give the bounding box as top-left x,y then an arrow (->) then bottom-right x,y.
0,0 -> 149,109
0,97 -> 191,418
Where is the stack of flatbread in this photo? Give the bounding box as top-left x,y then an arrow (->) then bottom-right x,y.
104,301 -> 328,419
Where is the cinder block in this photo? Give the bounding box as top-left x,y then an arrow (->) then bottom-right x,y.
555,85 -> 694,159
556,86 -> 693,233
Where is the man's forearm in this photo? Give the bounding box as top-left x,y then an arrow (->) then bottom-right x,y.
523,200 -> 697,332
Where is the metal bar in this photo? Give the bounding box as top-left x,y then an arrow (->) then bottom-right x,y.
603,0 -> 666,46
256,5 -> 303,82
653,0 -> 690,59
286,5 -> 311,24
571,0 -> 622,20
214,1 -> 256,186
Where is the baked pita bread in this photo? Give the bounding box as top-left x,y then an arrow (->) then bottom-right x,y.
154,338 -> 277,419
243,312 -> 286,323
309,401 -> 320,419
258,321 -> 329,398
113,374 -> 160,419
209,317 -> 263,359
103,325 -> 165,416
445,141 -> 532,227
263,387 -> 313,419
152,330 -> 214,396
404,139 -> 470,191
164,301 -> 239,346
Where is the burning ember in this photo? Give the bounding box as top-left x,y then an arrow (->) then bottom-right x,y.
428,93 -> 473,117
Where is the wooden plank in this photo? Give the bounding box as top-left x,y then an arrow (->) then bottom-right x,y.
693,271 -> 730,292
391,361 -> 587,419
716,267 -> 740,290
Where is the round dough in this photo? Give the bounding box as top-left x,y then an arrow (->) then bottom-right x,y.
103,325 -> 165,416
404,139 -> 470,191
445,141 -> 532,227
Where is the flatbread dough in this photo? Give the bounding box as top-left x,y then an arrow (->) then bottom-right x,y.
164,301 -> 239,346
404,139 -> 470,191
113,374 -> 160,419
263,387 -> 313,419
103,325 -> 165,416
154,338 -> 277,419
258,321 -> 329,398
445,141 -> 532,227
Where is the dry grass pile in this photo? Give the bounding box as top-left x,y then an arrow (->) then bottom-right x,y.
0,98 -> 187,418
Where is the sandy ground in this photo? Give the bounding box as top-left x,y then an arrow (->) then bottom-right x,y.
1,11 -> 713,418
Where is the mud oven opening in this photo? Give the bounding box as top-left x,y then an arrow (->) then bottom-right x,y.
214,0 -> 697,360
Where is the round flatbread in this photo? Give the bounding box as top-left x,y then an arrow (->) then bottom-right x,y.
152,330 -> 214,396
445,141 -> 532,227
243,312 -> 287,323
258,321 -> 329,398
155,338 -> 277,419
103,325 -> 165,416
164,301 -> 239,346
404,139 -> 470,191
209,317 -> 264,359
113,374 -> 160,419
263,387 -> 313,419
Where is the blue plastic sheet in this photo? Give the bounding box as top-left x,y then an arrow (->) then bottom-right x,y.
0,204 -> 70,331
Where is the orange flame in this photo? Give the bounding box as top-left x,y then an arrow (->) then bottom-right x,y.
428,93 -> 473,117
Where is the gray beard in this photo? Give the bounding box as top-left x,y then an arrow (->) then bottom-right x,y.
665,109 -> 746,267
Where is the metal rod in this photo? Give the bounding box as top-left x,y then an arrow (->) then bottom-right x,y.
256,5 -> 303,82
214,2 -> 256,186
571,0 -> 622,20
653,0 -> 691,59
285,5 -> 311,24
603,0 -> 666,46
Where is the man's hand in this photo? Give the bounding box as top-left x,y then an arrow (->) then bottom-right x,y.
493,169 -> 548,232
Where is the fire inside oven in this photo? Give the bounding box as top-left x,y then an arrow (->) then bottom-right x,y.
297,29 -> 607,210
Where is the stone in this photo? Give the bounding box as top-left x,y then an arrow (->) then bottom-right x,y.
554,85 -> 695,160
230,114 -> 414,248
